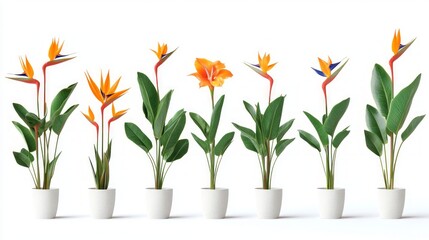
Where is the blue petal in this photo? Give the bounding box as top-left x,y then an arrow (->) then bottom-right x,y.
329,62 -> 340,70
311,67 -> 326,77
252,64 -> 261,68
399,44 -> 405,49
15,73 -> 27,77
55,53 -> 70,59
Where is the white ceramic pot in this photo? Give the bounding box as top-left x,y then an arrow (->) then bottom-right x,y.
32,188 -> 59,219
145,188 -> 173,219
255,188 -> 282,219
318,188 -> 345,219
378,188 -> 405,219
201,188 -> 229,219
88,188 -> 116,219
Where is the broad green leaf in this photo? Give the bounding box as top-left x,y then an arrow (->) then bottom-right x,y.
262,96 -> 284,140
13,150 -> 31,167
371,64 -> 392,117
364,130 -> 383,156
332,127 -> 350,148
366,105 -> 387,143
13,121 -> 36,152
401,115 -> 425,142
52,104 -> 79,135
298,130 -> 321,152
241,134 -> 257,153
20,148 -> 34,162
160,112 -> 186,151
166,139 -> 189,162
232,123 -> 255,140
387,74 -> 421,134
243,101 -> 256,120
208,95 -> 225,143
50,83 -> 77,120
215,132 -> 235,156
191,133 -> 209,153
304,112 -> 328,146
47,152 -> 62,183
275,138 -> 294,157
277,119 -> 294,142
13,103 -> 31,127
137,72 -> 159,124
25,112 -> 41,128
324,98 -> 350,136
189,112 -> 209,137
154,90 -> 173,139
165,109 -> 185,132
124,122 -> 152,152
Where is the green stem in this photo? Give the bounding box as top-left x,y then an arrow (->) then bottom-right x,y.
265,140 -> 271,189
379,156 -> 388,189
210,141 -> 215,189
155,140 -> 161,189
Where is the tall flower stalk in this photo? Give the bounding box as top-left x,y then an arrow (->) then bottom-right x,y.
189,58 -> 235,189
125,43 -> 188,189
234,53 -> 295,189
364,30 -> 424,189
7,39 -> 77,189
299,57 -> 350,189
83,71 -> 128,189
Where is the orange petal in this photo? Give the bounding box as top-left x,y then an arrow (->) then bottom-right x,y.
88,106 -> 95,121
216,69 -> 233,79
266,62 -> 277,72
103,70 -> 111,95
25,56 -> 34,79
195,58 -> 213,79
102,88 -> 129,110
85,72 -> 104,102
318,57 -> 331,77
392,30 -> 401,54
48,39 -> 56,61
108,76 -> 121,95
111,103 -> 116,116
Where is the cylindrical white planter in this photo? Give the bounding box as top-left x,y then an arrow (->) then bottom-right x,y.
201,188 -> 229,219
318,188 -> 345,219
145,188 -> 173,219
88,188 -> 116,219
378,188 -> 405,219
255,188 -> 282,219
32,188 -> 59,219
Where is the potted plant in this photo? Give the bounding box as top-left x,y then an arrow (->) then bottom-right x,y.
298,57 -> 350,219
189,58 -> 235,219
6,39 -> 77,218
233,53 -> 295,219
124,43 -> 189,219
82,70 -> 128,219
364,30 -> 424,219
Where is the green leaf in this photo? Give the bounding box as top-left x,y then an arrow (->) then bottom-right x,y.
52,104 -> 78,135
232,123 -> 256,140
137,72 -> 159,124
298,130 -> 321,152
47,152 -> 62,183
160,112 -> 186,151
262,96 -> 284,140
124,122 -> 152,152
154,90 -> 173,139
275,138 -> 294,157
243,101 -> 256,120
364,130 -> 383,156
13,103 -> 31,127
50,83 -> 77,120
304,111 -> 328,146
13,150 -> 32,168
25,112 -> 41,128
241,134 -> 257,153
215,132 -> 235,156
401,115 -> 425,142
387,74 -> 421,134
208,95 -> 225,143
324,98 -> 350,136
189,112 -> 209,137
12,121 -> 36,152
371,64 -> 392,118
191,133 -> 209,153
366,105 -> 387,143
332,127 -> 350,148
166,139 -> 189,162
277,119 -> 294,142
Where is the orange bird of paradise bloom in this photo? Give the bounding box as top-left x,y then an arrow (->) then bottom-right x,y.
151,43 -> 178,92
7,56 -> 40,95
389,29 -> 416,91
244,53 -> 277,103
312,57 -> 348,113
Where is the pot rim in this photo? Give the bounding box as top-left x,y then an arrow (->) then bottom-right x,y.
88,188 -> 116,191
32,188 -> 59,191
317,187 -> 345,191
377,188 -> 405,191
255,187 -> 282,191
201,187 -> 229,191
146,187 -> 173,191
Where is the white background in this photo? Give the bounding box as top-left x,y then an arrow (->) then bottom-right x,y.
1,0 -> 429,239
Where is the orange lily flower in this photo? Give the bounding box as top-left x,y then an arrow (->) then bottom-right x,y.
389,29 -> 416,91
7,56 -> 40,95
85,70 -> 129,112
82,106 -> 99,135
190,58 -> 233,91
244,53 -> 277,103
151,43 -> 178,92
108,103 -> 128,128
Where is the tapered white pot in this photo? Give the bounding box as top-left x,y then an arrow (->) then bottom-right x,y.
201,188 -> 229,219
255,188 -> 282,219
145,188 -> 173,219
32,188 -> 59,219
318,188 -> 345,219
378,188 -> 405,219
88,188 -> 116,219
